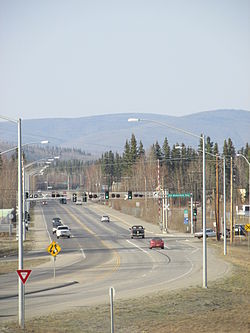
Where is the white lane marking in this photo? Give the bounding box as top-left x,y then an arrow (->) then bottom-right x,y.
191,248 -> 200,255
126,240 -> 150,255
166,255 -> 194,284
80,248 -> 86,259
41,206 -> 52,243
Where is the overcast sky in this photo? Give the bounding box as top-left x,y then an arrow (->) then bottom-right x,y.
0,0 -> 249,120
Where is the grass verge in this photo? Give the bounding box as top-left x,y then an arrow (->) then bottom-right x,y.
0,241 -> 249,333
0,226 -> 49,275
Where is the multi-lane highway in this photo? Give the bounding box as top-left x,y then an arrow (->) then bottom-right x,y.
0,200 -> 230,320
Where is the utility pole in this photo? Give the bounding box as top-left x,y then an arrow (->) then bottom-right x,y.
223,157 -> 227,255
190,193 -> 194,234
230,157 -> 234,244
216,154 -> 220,240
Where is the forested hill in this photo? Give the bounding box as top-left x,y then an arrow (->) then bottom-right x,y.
0,109 -> 249,154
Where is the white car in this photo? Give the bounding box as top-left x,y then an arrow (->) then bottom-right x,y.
194,228 -> 216,239
101,215 -> 110,222
76,200 -> 82,205
56,225 -> 71,239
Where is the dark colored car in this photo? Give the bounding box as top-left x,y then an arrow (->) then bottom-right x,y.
149,237 -> 164,249
52,217 -> 62,234
129,225 -> 145,239
60,198 -> 67,204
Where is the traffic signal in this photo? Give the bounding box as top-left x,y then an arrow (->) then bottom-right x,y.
72,193 -> 77,202
25,192 -> 29,199
128,191 -> 132,200
105,191 -> 109,199
193,208 -> 197,222
83,192 -> 87,202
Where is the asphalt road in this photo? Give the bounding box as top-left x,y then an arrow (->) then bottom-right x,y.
0,201 -> 230,321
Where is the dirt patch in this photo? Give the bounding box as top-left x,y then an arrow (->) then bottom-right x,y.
1,242 -> 249,333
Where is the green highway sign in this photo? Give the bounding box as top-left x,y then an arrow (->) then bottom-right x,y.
168,193 -> 191,198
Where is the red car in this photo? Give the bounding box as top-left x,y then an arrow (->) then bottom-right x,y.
149,237 -> 164,249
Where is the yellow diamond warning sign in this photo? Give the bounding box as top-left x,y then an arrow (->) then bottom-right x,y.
245,224 -> 250,232
47,241 -> 61,257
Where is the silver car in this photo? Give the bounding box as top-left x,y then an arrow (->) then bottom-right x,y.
101,215 -> 110,222
194,228 -> 216,239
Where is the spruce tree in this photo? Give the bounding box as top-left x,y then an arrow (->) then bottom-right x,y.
130,134 -> 138,163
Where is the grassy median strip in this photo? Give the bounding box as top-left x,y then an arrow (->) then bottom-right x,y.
0,241 -> 249,333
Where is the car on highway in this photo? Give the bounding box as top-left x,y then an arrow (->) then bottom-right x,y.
149,237 -> 164,249
101,215 -> 110,222
129,225 -> 145,238
52,217 -> 61,223
56,225 -> 71,239
194,228 -> 216,239
76,200 -> 82,205
52,217 -> 63,234
53,220 -> 63,234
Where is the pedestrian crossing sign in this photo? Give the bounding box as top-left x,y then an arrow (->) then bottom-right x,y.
48,241 -> 61,256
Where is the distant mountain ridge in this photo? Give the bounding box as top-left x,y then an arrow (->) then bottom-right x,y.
0,109 -> 249,155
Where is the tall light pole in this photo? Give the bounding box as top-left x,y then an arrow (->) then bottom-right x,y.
236,153 -> 250,224
0,140 -> 49,156
204,150 -> 227,255
0,140 -> 49,242
0,115 -> 23,327
128,117 -> 207,288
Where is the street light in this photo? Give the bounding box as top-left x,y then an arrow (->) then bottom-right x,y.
204,151 -> 227,255
128,117 -> 208,288
0,140 -> 49,155
236,153 -> 250,224
0,115 -> 23,327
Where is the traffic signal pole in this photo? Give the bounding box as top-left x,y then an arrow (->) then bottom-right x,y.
191,194 -> 193,234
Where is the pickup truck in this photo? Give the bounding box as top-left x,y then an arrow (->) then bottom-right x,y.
129,225 -> 145,239
56,225 -> 71,239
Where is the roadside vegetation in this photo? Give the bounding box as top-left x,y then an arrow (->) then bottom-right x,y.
0,240 -> 249,333
0,223 -> 49,275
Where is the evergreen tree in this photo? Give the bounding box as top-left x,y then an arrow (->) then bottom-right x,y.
114,153 -> 122,182
222,139 -> 228,157
206,136 -> 213,154
123,140 -> 132,175
227,138 -> 235,157
162,137 -> 170,165
153,141 -> 162,161
130,134 -> 138,163
138,141 -> 145,158
213,142 -> 219,156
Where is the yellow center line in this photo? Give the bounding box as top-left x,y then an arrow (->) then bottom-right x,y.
59,204 -> 121,280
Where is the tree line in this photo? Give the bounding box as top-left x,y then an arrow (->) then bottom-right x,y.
0,134 -> 249,208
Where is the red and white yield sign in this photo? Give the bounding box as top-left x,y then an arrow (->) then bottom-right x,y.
17,270 -> 32,284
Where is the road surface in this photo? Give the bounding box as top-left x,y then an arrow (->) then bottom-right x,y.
0,201 -> 230,321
